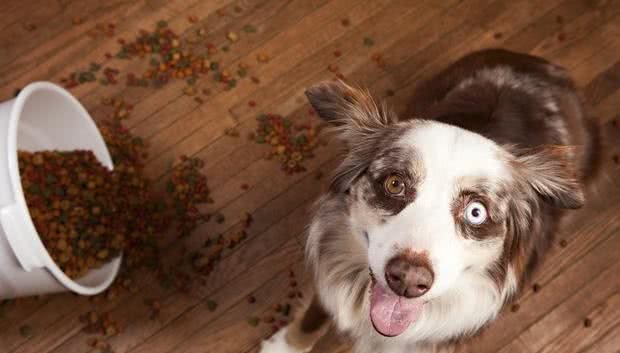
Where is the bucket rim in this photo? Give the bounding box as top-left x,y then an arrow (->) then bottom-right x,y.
7,81 -> 121,295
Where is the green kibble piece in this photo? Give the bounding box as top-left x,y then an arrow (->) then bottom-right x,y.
207,299 -> 218,312
243,24 -> 257,33
247,316 -> 259,326
19,325 -> 32,337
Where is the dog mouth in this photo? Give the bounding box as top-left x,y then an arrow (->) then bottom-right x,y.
368,271 -> 424,337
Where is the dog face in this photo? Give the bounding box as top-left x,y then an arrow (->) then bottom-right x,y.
305,80 -> 584,338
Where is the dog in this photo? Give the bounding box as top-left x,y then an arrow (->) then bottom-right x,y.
258,49 -> 599,353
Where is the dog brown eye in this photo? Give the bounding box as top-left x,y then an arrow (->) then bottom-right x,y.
384,174 -> 405,195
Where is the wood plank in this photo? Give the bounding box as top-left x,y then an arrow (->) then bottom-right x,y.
465,221 -> 620,353
535,293 -> 620,353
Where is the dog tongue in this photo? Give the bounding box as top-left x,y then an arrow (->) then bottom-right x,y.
370,282 -> 423,337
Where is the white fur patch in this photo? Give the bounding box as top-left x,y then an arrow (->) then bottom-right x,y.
258,328 -> 309,353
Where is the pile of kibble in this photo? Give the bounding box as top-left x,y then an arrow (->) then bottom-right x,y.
17,99 -> 216,280
19,150 -> 125,279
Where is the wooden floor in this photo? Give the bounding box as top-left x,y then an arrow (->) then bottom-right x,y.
1,0 -> 620,352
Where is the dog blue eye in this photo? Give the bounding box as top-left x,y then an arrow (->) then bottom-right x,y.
464,201 -> 487,225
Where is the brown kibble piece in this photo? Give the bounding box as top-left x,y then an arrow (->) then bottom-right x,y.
583,318 -> 592,327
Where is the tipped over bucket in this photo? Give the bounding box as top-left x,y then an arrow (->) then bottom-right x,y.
0,81 -> 121,300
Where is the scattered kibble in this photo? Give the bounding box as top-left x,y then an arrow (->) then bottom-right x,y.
257,53 -> 270,63
167,156 -> 213,238
333,50 -> 342,57
248,316 -> 260,326
341,18 -> 350,27
248,100 -> 257,107
23,23 -> 37,31
363,37 -> 375,47
557,32 -> 567,42
19,325 -> 32,337
371,53 -> 386,69
188,15 -> 199,23
493,32 -> 503,40
243,24 -> 257,33
510,303 -> 520,312
583,318 -> 592,327
86,23 -> 115,39
253,114 -> 324,174
240,183 -> 249,191
225,127 -> 240,137
559,239 -> 568,247
72,17 -> 84,25
80,310 -> 120,337
227,31 -> 239,42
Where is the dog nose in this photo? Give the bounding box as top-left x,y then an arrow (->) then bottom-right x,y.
385,255 -> 434,298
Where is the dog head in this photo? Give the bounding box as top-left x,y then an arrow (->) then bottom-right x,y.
305,80 -> 584,339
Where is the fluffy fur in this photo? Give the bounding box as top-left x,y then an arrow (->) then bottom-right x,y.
259,49 -> 598,353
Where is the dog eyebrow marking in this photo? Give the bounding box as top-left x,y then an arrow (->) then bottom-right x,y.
364,146 -> 424,215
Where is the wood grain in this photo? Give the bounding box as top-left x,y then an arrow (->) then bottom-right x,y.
0,1 -> 618,353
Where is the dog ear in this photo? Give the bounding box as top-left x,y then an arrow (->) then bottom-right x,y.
305,80 -> 395,141
514,145 -> 584,209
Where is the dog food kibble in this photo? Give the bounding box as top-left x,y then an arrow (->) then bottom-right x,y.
510,304 -> 520,312
363,37 -> 375,47
19,150 -> 125,279
247,316 -> 260,326
207,299 -> 218,312
583,318 -> 592,327
253,113 -> 324,174
559,239 -> 568,247
243,24 -> 257,33
167,156 -> 213,238
18,324 -> 32,337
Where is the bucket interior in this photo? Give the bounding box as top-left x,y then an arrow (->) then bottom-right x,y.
15,85 -> 120,292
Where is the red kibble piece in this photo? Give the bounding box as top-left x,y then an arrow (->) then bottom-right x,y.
251,76 -> 260,84
557,33 -> 566,42
328,64 -> 338,73
341,18 -> 350,27
248,100 -> 257,107
333,50 -> 342,57
510,303 -> 520,312
241,184 -> 249,191
493,32 -> 503,39
559,239 -> 568,247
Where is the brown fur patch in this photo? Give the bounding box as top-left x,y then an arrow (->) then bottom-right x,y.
285,295 -> 331,351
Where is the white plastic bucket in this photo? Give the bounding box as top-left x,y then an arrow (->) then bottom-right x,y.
0,81 -> 121,300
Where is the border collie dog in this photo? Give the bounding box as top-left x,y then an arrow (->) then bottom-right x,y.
259,49 -> 599,353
